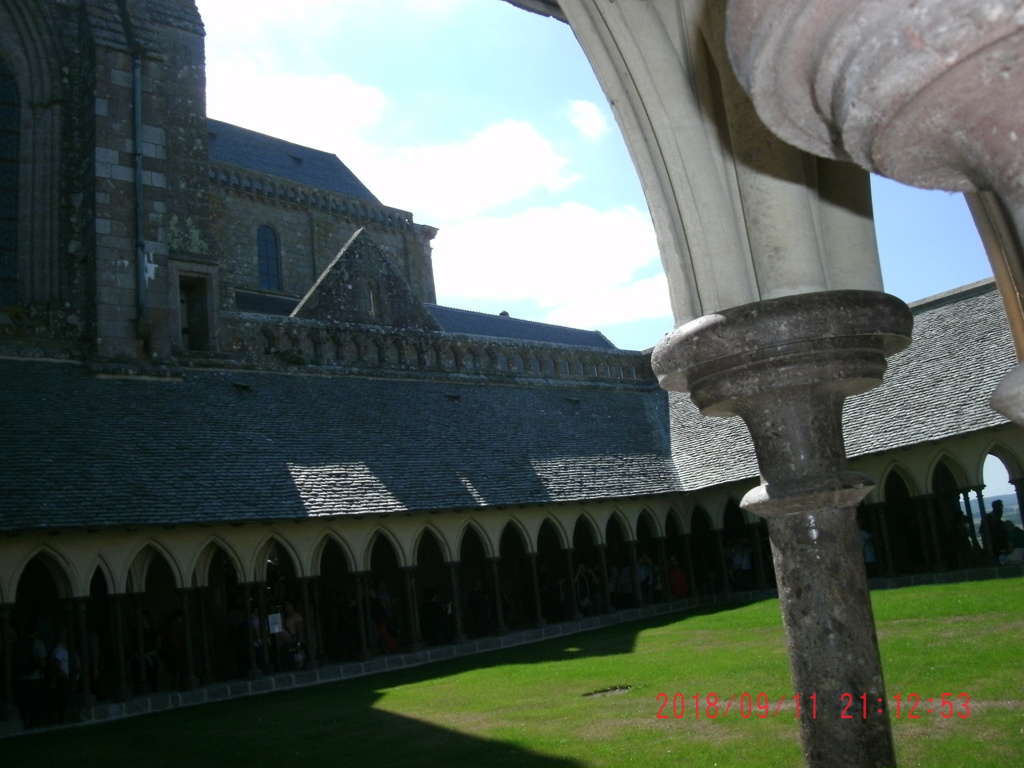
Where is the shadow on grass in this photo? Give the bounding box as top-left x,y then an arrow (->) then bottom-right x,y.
2,681 -> 585,768
1,600 -> 774,768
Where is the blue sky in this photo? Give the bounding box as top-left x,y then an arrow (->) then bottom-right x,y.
196,0 -> 1011,494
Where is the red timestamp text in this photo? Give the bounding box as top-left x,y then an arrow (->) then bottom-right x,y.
655,692 -> 972,720
654,692 -> 817,720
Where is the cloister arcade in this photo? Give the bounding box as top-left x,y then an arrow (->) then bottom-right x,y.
3,421 -> 1022,725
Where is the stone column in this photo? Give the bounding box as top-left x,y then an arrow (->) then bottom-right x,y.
401,567 -> 422,650
133,594 -> 151,693
681,535 -> 697,599
562,549 -> 581,621
487,557 -> 507,634
242,584 -> 262,679
196,588 -> 213,685
354,572 -> 371,660
960,491 -> 981,554
712,529 -> 731,596
974,486 -> 997,562
110,595 -> 132,702
178,589 -> 199,691
653,290 -> 910,768
447,562 -> 468,643
625,541 -> 642,608
74,598 -> 96,708
595,544 -> 613,615
301,577 -> 320,669
526,553 -> 546,628
0,604 -> 20,732
256,583 -> 272,670
653,537 -> 670,602
1011,478 -> 1024,518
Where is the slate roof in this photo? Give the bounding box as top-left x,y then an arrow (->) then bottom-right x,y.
207,119 -> 380,203
0,363 -> 678,533
425,305 -> 617,350
669,280 -> 1016,489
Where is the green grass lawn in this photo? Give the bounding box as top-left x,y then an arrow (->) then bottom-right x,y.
7,578 -> 1022,767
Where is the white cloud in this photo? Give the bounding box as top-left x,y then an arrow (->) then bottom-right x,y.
204,56 -> 388,156
367,120 -> 578,220
433,202 -> 670,327
567,100 -> 608,140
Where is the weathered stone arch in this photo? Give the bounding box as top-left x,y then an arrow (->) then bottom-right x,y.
189,536 -> 246,587
13,545 -> 76,601
412,523 -> 453,564
85,554 -> 117,596
571,511 -> 601,547
929,454 -> 970,493
636,507 -> 662,538
253,534 -> 305,582
125,540 -> 185,593
981,441 -> 1024,485
312,530 -> 357,576
879,463 -> 921,500
458,519 -> 496,559
363,527 -> 407,571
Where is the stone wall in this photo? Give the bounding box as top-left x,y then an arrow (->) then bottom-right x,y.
208,161 -> 437,308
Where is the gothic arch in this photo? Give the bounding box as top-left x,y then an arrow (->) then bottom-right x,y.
571,512 -> 601,547
125,540 -> 185,593
189,536 -> 246,587
636,508 -> 662,538
362,527 -> 407,571
606,509 -> 633,542
879,463 -> 921,500
84,554 -> 117,596
253,534 -> 306,581
459,518 -> 497,559
412,523 -> 453,564
13,545 -> 75,600
312,530 -> 357,576
539,514 -> 571,550
981,442 -> 1024,484
928,454 -> 969,492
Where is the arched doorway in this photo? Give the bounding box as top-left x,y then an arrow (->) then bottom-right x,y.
883,470 -> 927,574
368,533 -> 405,653
458,526 -> 492,638
319,538 -> 359,661
498,523 -> 530,629
536,519 -> 564,622
416,530 -> 453,645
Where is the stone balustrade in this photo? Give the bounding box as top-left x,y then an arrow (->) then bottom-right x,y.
206,312 -> 654,386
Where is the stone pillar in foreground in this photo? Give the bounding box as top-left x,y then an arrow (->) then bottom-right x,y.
726,0 -> 1024,425
653,290 -> 912,768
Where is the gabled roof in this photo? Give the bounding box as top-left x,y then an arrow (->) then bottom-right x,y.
425,304 -> 617,350
0,363 -> 679,533
669,280 -> 1015,490
207,118 -> 379,203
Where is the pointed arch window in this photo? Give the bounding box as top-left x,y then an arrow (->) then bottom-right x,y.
0,59 -> 19,306
257,224 -> 280,291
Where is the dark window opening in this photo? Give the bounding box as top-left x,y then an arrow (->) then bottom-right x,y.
179,275 -> 210,352
257,224 -> 280,291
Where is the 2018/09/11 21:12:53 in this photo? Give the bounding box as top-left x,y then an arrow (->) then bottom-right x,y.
654,692 -> 971,720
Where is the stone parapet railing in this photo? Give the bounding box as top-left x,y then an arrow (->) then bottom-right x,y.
194,312 -> 655,387
209,162 -> 417,233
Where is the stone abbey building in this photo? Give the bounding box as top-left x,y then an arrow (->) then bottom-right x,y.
1,0 -> 1022,729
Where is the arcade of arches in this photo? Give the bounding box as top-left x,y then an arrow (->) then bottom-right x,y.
4,427 -> 1024,729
